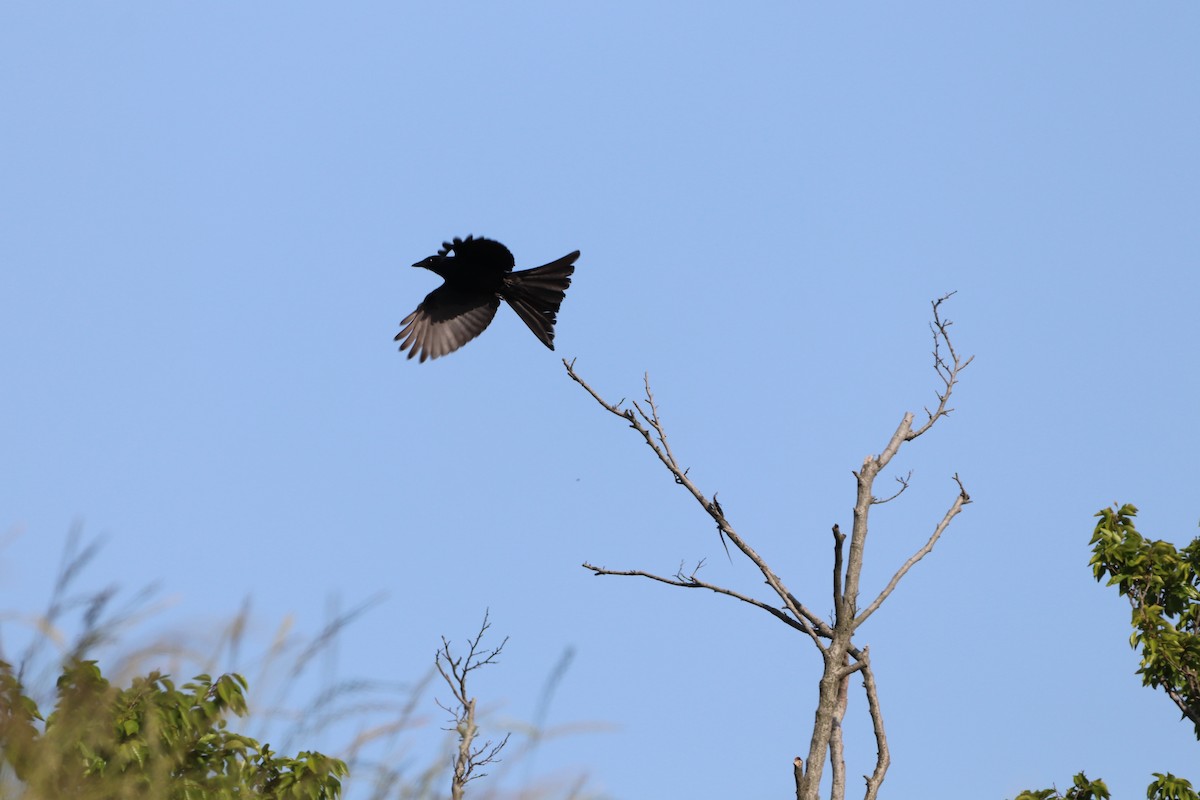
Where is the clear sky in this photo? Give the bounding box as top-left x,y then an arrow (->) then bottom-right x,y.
2,3 -> 1198,798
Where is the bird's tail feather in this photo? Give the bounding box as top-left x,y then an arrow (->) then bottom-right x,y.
504,251 -> 579,350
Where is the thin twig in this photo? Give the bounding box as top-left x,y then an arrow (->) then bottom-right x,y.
581,562 -> 811,634
565,359 -> 823,649
909,292 -> 974,441
854,475 -> 971,630
435,611 -> 511,800
871,472 -> 912,505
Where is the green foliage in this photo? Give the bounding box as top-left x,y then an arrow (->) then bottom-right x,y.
1009,765 -> 1197,799
0,659 -> 347,800
1149,773 -> 1199,800
2,531 -> 591,799
1011,505 -> 1199,800
1012,771 -> 1109,799
1090,504 -> 1200,737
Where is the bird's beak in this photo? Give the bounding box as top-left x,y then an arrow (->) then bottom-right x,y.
411,261 -> 424,268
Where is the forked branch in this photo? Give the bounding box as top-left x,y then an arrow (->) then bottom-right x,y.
582,559 -> 813,635
854,474 -> 972,629
565,359 -> 822,648
566,294 -> 972,800
910,292 -> 974,441
435,611 -> 511,800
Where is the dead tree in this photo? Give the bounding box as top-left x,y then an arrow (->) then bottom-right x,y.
564,294 -> 972,800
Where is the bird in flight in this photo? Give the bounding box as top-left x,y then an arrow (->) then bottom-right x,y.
396,236 -> 580,362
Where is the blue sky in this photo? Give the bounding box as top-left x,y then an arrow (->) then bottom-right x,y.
2,3 -> 1198,798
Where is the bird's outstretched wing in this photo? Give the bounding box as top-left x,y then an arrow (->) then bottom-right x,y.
395,284 -> 500,362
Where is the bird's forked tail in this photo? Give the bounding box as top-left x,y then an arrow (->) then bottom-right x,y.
502,250 -> 580,350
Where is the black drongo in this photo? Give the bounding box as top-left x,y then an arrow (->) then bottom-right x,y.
396,236 -> 579,362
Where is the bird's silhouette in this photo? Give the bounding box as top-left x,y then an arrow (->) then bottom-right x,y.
396,236 -> 579,362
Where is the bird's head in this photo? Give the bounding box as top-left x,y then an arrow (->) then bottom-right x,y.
411,237 -> 470,273
411,254 -> 444,270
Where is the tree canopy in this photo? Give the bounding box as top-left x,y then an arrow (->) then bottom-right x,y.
1010,505 -> 1199,800
0,659 -> 347,800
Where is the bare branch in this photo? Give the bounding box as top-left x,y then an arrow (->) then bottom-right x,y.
801,296 -> 970,800
569,295 -> 970,800
871,471 -> 912,505
840,412 -> 915,624
909,292 -> 974,441
435,611 -> 512,799
830,660 -> 849,800
636,372 -> 680,469
713,492 -> 732,562
785,591 -> 839,641
565,359 -> 818,644
832,525 -> 846,626
837,660 -> 866,679
1164,684 -> 1200,731
860,649 -> 890,800
582,561 -> 820,642
854,475 -> 972,629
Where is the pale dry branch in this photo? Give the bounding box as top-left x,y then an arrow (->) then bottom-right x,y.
784,592 -> 838,640
567,294 -> 970,800
582,561 -> 813,635
854,474 -> 972,630
830,655 -> 850,800
875,413 -> 915,476
633,372 -> 680,472
859,650 -> 889,800
565,359 -> 820,647
832,525 -> 846,626
839,411 -> 916,627
872,471 -> 912,505
782,593 -> 871,662
909,292 -> 974,441
799,296 -> 970,800
435,611 -> 511,800
837,660 -> 867,679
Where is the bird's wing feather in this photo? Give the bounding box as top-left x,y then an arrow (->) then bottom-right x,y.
395,285 -> 500,362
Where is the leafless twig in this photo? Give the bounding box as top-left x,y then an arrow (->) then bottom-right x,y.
910,292 -> 974,441
435,611 -> 511,800
872,472 -> 912,505
565,359 -> 823,649
854,474 -> 972,629
582,561 -> 811,634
